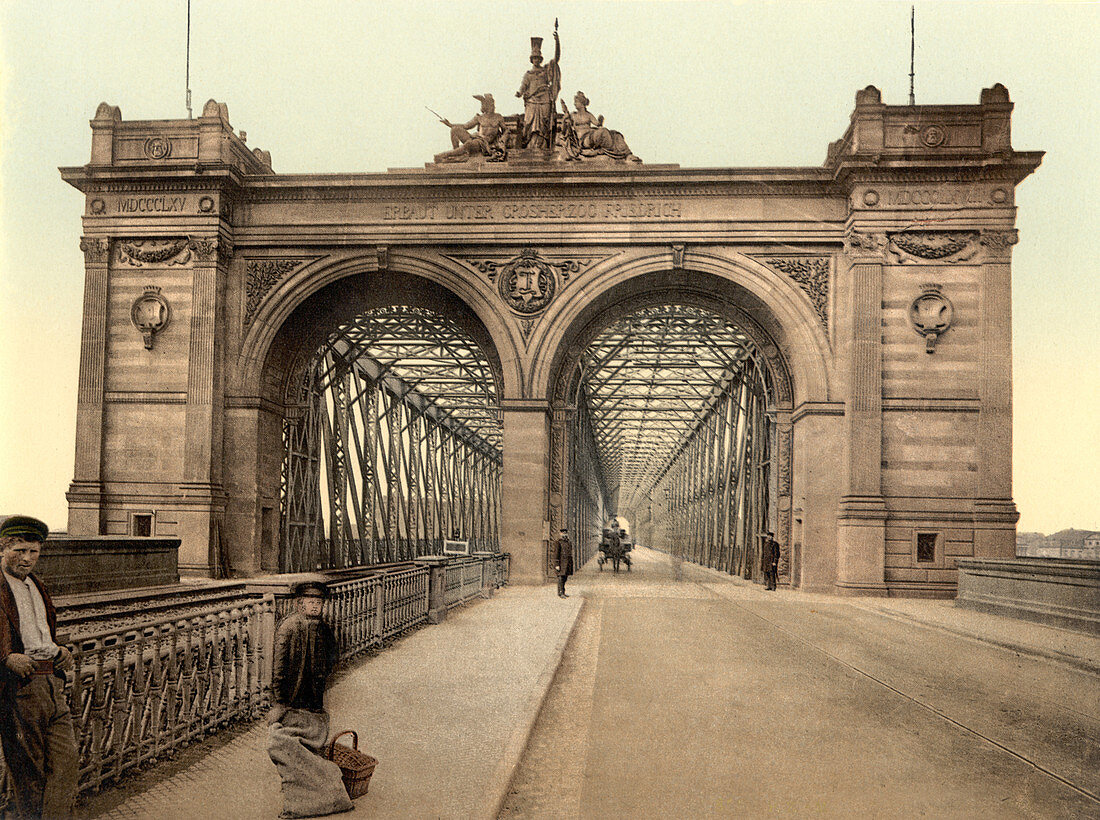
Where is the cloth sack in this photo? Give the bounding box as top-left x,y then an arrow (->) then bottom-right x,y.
268,708 -> 354,818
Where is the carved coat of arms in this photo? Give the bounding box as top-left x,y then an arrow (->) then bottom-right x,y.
497,248 -> 557,314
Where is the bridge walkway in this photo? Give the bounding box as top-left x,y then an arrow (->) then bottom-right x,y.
502,548 -> 1100,818
80,548 -> 1098,819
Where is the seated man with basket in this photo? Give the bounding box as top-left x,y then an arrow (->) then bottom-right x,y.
268,580 -> 365,818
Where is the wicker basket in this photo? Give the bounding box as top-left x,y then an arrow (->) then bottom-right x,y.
327,730 -> 377,799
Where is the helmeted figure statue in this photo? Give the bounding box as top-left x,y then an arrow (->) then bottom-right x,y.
434,94 -> 507,163
560,91 -> 640,162
516,23 -> 561,150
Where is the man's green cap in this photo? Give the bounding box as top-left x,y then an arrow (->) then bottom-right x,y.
0,515 -> 49,542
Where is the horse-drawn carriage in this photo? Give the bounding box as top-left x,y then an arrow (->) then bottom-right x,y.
597,523 -> 632,573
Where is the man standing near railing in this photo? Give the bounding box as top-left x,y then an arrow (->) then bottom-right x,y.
0,515 -> 78,819
267,580 -> 354,818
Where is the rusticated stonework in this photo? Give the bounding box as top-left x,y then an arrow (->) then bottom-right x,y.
887,231 -> 979,264
244,259 -> 304,326
759,257 -> 830,332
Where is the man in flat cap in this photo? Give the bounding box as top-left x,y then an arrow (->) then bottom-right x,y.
0,515 -> 78,818
267,579 -> 353,818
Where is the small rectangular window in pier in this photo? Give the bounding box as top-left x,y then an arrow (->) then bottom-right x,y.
131,512 -> 154,537
916,532 -> 938,563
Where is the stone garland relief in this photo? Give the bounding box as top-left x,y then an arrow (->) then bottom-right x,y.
759,257 -> 830,333
887,231 -> 979,265
848,229 -> 1018,265
777,426 -> 793,496
244,259 -> 305,326
117,239 -> 192,267
116,236 -> 231,268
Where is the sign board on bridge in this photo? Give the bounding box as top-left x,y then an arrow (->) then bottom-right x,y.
443,539 -> 470,556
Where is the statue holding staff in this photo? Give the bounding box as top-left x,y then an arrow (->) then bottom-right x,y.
516,20 -> 561,150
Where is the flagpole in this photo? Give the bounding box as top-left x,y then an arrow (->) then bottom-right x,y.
909,5 -> 916,106
186,0 -> 193,119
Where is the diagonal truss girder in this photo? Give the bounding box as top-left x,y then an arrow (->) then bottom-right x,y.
280,306 -> 502,572
570,304 -> 774,577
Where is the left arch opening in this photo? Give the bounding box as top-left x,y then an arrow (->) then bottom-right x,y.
280,303 -> 503,571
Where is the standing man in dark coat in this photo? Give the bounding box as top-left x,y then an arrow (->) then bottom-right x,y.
0,515 -> 79,819
762,531 -> 780,591
552,528 -> 574,598
267,580 -> 354,818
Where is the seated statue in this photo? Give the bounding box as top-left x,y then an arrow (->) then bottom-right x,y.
559,92 -> 640,162
434,94 -> 507,163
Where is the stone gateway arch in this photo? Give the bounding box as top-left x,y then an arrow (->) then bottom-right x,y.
62,84 -> 1040,595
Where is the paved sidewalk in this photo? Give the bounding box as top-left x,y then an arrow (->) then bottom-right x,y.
86,586 -> 583,820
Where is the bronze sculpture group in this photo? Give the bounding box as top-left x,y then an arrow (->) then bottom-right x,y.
433,21 -> 639,164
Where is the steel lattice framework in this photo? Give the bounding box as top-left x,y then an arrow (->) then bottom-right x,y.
574,305 -> 774,575
280,306 -> 502,571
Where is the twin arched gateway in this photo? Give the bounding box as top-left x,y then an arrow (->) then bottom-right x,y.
63,85 -> 1040,594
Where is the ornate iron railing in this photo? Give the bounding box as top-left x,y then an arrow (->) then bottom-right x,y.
443,557 -> 485,608
46,553 -> 506,798
379,566 -> 430,640
66,595 -> 275,794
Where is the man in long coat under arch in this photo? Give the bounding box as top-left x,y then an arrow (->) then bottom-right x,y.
552,528 -> 574,598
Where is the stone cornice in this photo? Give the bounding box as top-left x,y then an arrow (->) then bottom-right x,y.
829,153 -> 1044,188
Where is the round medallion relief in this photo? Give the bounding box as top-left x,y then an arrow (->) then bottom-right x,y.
143,136 -> 172,160
921,126 -> 946,147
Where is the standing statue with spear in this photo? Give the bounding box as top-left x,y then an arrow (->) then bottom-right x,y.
516,19 -> 561,150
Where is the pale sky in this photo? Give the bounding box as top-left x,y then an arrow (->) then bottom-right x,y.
1,1 -> 1097,535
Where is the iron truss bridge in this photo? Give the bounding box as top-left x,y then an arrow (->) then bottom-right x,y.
281,306 -> 502,572
281,303 -> 773,577
575,305 -> 774,577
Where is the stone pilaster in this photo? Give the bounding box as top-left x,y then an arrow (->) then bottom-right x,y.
836,229 -> 888,594
500,400 -> 551,584
974,229 -> 1019,557
179,236 -> 231,572
548,405 -> 572,542
67,236 -> 112,534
